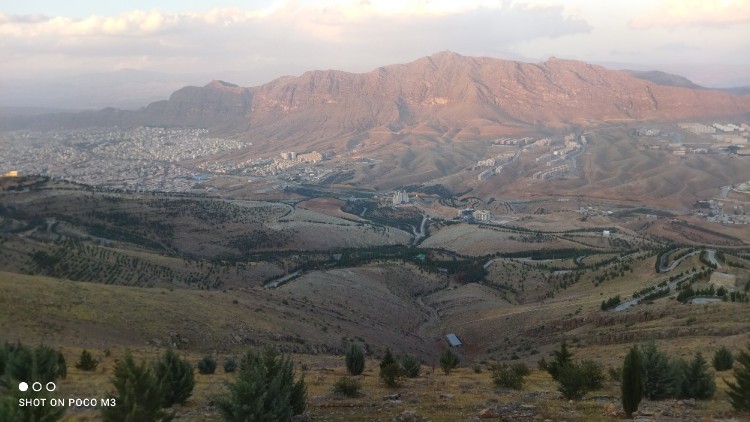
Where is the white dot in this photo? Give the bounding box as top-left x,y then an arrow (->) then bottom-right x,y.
19,382 -> 28,392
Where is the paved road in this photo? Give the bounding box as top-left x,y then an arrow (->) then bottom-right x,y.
412,215 -> 428,246
705,249 -> 721,268
659,250 -> 700,273
613,271 -> 694,312
265,270 -> 302,288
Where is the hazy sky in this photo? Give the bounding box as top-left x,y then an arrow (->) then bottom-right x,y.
1,0 -> 749,87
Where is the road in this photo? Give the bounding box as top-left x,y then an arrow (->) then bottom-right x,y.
659,250 -> 700,273
705,249 -> 721,269
613,271 -> 694,312
411,215 -> 428,246
265,270 -> 302,288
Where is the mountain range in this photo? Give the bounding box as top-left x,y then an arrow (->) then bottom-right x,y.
3,52 -> 750,149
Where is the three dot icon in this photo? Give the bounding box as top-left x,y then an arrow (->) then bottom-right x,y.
18,382 -> 56,392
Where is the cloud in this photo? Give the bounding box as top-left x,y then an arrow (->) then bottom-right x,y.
630,0 -> 750,29
0,1 -> 591,80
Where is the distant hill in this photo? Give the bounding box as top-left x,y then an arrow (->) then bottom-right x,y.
3,52 -> 750,148
623,69 -> 704,90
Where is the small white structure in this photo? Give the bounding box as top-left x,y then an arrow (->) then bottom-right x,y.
602,230 -> 611,238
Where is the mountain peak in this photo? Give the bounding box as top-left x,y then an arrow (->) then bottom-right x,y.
206,80 -> 241,89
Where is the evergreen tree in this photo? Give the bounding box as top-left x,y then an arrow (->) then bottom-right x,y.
1,343 -> 66,387
400,354 -> 421,378
641,342 -> 678,400
379,348 -> 403,387
75,349 -> 98,371
217,348 -> 306,420
439,349 -> 460,375
622,346 -> 643,418
557,364 -> 589,400
678,353 -> 715,399
725,343 -> 750,411
154,349 -> 195,407
547,341 -> 573,381
101,353 -> 172,422
345,343 -> 365,376
713,346 -> 734,371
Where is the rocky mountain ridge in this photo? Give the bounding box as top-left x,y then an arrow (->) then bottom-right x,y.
3,52 -> 750,145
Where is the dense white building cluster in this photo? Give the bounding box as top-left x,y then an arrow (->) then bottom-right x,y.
0,127 -> 248,191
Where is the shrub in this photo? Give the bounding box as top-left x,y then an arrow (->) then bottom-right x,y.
217,348 -> 306,420
379,348 -> 403,387
154,349 -> 195,407
511,363 -> 530,377
641,342 -> 678,400
400,354 -> 421,378
677,353 -> 715,399
490,364 -> 525,390
440,349 -> 460,375
556,364 -> 589,400
622,346 -> 643,418
713,346 -> 734,371
547,342 -> 573,381
345,344 -> 365,376
197,356 -> 216,375
223,357 -> 238,373
725,343 -> 750,411
75,350 -> 98,371
101,353 -> 172,422
333,377 -> 361,397
579,360 -> 605,390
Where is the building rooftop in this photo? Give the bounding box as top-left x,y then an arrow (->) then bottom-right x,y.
446,333 -> 462,347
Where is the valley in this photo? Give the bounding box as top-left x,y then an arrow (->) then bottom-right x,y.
2,52 -> 750,420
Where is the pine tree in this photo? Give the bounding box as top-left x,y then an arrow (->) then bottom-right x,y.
400,354 -> 421,378
154,349 -> 195,407
725,343 -> 750,411
345,343 -> 365,376
101,353 -> 172,422
217,348 -> 306,420
713,346 -> 734,371
641,342 -> 678,400
679,352 -> 715,399
547,341 -> 573,380
622,346 -> 643,418
379,348 -> 403,387
439,349 -> 460,375
75,349 -> 98,371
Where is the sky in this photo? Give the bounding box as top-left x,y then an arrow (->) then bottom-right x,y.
1,0 -> 749,89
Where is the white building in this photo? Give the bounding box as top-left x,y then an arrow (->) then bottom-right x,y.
679,123 -> 716,134
473,210 -> 492,221
392,191 -> 410,205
